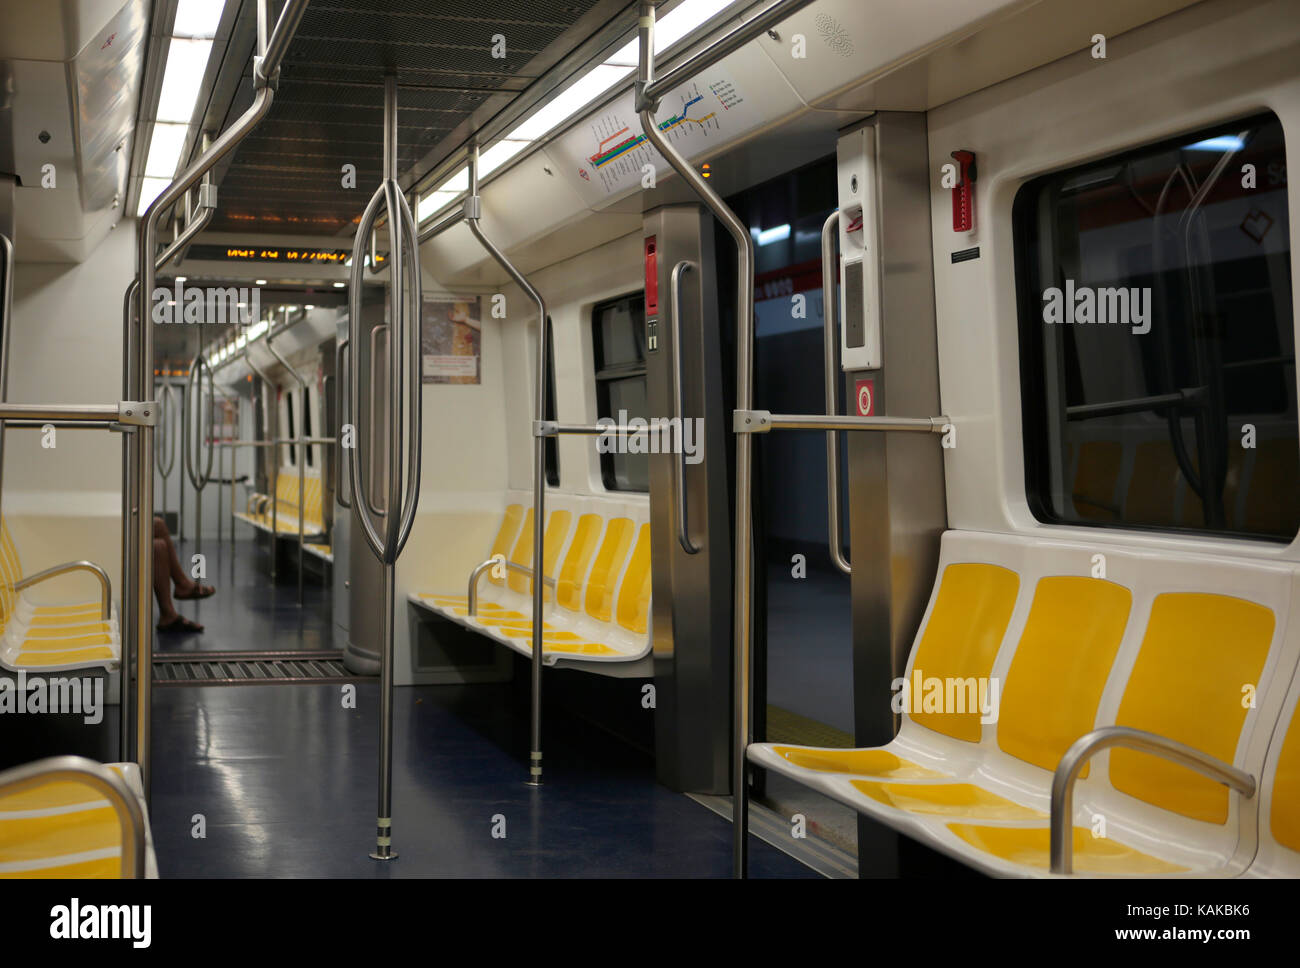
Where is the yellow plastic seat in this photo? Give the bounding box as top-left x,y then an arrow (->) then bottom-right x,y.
851,781 -> 1046,820
947,824 -> 1186,875
766,746 -> 946,779
0,764 -> 151,879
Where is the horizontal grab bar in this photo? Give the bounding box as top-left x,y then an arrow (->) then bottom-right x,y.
733,410 -> 950,434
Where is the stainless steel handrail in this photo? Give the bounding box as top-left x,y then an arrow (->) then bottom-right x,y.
365,323 -> 388,516
0,233 -> 14,508
820,211 -> 849,575
0,756 -> 147,878
735,411 -> 950,434
669,259 -> 700,555
243,344 -> 281,582
155,383 -> 178,529
640,0 -> 818,105
335,337 -> 351,509
467,555 -> 558,617
345,73 -> 422,862
131,0 -> 310,798
463,141 -> 549,787
184,352 -> 215,561
636,1 -> 758,876
264,330 -> 309,606
1049,726 -> 1256,875
15,560 -> 112,621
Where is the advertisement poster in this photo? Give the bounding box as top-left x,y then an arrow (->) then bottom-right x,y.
421,295 -> 481,384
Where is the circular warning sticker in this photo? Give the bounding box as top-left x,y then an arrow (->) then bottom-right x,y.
855,379 -> 875,417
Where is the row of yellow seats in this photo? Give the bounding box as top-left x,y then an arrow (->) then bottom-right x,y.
419,502 -> 652,659
0,521 -> 117,672
236,471 -> 324,534
750,536 -> 1300,876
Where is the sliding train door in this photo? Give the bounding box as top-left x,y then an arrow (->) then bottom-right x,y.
643,205 -> 733,793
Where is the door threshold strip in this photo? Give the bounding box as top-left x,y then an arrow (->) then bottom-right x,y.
687,792 -> 857,879
153,649 -> 370,686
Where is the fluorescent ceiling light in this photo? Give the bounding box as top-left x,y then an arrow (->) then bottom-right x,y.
1185,135 -> 1245,152
246,320 -> 268,339
304,304 -> 315,310
144,122 -> 189,177
333,282 -> 346,288
436,168 -> 469,193
173,0 -> 226,39
418,191 -> 460,223
507,64 -> 630,141
479,140 -> 530,177
754,224 -> 791,246
655,0 -> 735,51
155,37 -> 214,123
606,0 -> 737,65
255,279 -> 267,285
137,177 -> 171,216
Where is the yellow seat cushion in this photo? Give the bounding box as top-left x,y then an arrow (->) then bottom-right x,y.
851,780 -> 1045,820
22,622 -> 112,638
947,823 -> 1186,874
907,562 -> 1019,742
767,746 -> 946,779
16,647 -> 115,667
1110,592 -> 1273,824
0,805 -> 121,871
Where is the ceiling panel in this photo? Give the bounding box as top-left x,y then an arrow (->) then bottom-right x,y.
205,0 -> 614,235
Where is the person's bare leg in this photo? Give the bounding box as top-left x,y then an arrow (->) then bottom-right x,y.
154,537 -> 179,623
154,515 -> 203,595
155,536 -> 204,631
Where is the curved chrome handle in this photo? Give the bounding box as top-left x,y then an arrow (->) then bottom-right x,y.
366,323 -> 388,516
334,336 -> 351,509
184,354 -> 215,490
347,177 -> 422,565
670,259 -> 700,555
821,211 -> 850,575
155,382 -> 178,478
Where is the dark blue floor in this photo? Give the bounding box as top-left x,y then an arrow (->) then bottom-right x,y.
149,534 -> 816,878
157,532 -> 333,653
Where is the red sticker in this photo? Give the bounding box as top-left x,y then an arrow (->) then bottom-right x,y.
855,378 -> 875,417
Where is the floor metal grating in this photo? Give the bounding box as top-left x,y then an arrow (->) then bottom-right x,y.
153,650 -> 369,686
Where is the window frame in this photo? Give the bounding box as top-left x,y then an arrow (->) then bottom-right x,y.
1012,110 -> 1295,542
591,291 -> 648,493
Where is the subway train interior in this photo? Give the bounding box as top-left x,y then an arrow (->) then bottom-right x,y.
0,0 -> 1298,896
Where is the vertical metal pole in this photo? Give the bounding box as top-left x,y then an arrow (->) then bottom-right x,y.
196,329 -> 204,560
821,212 -> 850,575
636,1 -> 755,876
178,384 -> 185,543
119,283 -> 137,762
370,71 -> 401,859
463,142 -> 547,785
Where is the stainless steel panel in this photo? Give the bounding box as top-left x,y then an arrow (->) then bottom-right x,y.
844,113 -> 947,748
343,301 -> 387,675
644,205 -> 732,794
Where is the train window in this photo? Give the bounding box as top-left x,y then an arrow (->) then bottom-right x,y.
592,293 -> 648,491
302,387 -> 314,468
1015,112 -> 1295,539
285,391 -> 296,466
545,321 -> 558,486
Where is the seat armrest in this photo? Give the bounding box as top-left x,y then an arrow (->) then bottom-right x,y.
1050,725 -> 1256,874
14,560 -> 112,620
466,555 -> 556,616
0,756 -> 146,877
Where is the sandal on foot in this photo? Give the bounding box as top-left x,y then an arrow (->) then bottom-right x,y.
174,583 -> 215,600
157,615 -> 204,633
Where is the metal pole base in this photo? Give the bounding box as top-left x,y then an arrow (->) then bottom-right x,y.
527,751 -> 542,786
370,819 -> 396,861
